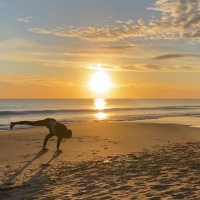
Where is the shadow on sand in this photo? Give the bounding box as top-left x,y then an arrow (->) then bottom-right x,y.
0,150 -> 62,199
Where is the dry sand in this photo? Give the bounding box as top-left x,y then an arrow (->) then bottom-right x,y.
1,122 -> 200,199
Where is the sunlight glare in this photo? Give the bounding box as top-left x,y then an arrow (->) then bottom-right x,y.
90,71 -> 112,92
94,98 -> 106,110
94,112 -> 107,121
94,98 -> 107,121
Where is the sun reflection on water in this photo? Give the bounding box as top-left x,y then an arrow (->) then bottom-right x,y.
94,112 -> 107,120
94,98 -> 107,121
94,98 -> 106,110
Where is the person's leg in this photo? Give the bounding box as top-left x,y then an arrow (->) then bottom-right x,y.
10,119 -> 48,130
42,133 -> 54,150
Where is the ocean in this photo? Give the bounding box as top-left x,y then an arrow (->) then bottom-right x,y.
1,98 -> 200,131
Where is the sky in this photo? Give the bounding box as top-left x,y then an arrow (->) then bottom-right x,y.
1,0 -> 200,99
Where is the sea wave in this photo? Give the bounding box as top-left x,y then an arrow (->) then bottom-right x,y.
109,112 -> 200,122
1,105 -> 200,117
1,111 -> 200,131
1,99 -> 200,131
0,109 -> 91,116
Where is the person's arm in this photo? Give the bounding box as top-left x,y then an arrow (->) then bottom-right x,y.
56,136 -> 63,151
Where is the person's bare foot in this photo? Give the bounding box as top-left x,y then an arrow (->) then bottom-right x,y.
10,122 -> 15,130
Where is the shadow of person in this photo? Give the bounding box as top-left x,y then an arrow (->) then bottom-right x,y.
0,152 -> 62,199
0,150 -> 47,189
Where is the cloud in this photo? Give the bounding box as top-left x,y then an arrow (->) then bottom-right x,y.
28,22 -> 174,42
0,51 -> 81,68
101,44 -> 138,50
17,17 -> 32,23
153,54 -> 200,60
27,0 -> 200,42
28,28 -> 50,34
137,19 -> 146,26
148,0 -> 200,39
120,64 -> 171,71
27,25 -> 158,42
63,51 -> 120,56
0,39 -> 36,48
115,20 -> 123,24
116,82 -> 200,93
115,19 -> 133,25
0,76 -> 82,87
63,44 -> 139,57
0,48 -> 53,64
125,19 -> 134,25
0,39 -> 76,67
86,63 -> 118,71
119,63 -> 200,72
63,44 -> 139,58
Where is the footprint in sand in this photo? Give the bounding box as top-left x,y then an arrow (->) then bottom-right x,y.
22,154 -> 32,159
91,150 -> 100,155
101,145 -> 108,150
76,137 -> 84,142
35,145 -> 42,148
112,141 -> 120,145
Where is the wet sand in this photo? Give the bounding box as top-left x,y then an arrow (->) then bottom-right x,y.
1,122 -> 200,199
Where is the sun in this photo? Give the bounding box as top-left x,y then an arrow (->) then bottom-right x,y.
89,71 -> 112,92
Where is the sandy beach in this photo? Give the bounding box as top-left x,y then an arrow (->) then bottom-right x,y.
1,122 -> 200,199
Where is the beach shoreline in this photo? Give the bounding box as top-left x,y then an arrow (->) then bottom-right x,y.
1,122 -> 200,199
